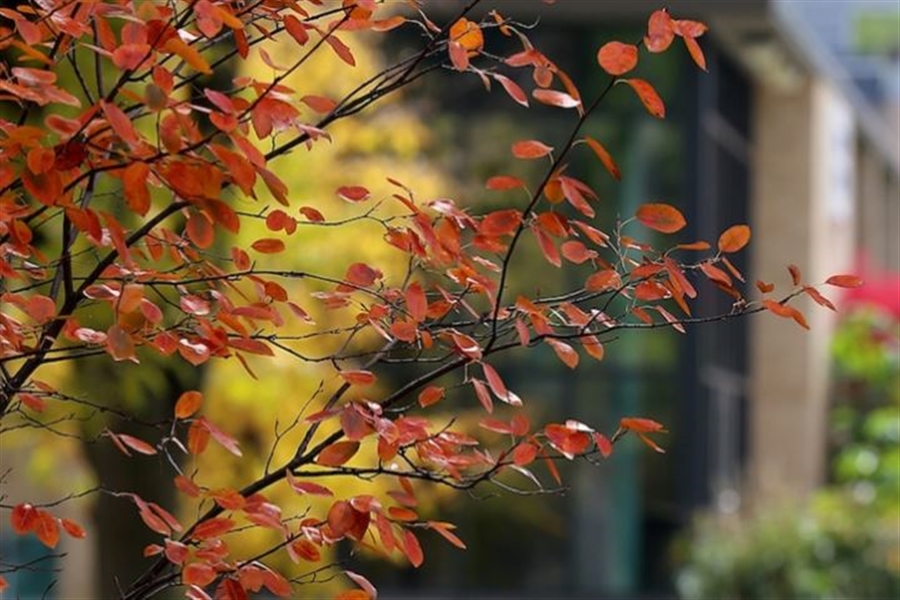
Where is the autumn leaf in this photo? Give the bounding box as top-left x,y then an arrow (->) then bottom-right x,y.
532,89 -> 581,110
584,136 -> 621,180
511,140 -> 553,159
316,441 -> 360,467
636,203 -> 686,234
449,18 -> 484,56
718,224 -> 751,253
621,79 -> 665,118
644,9 -> 675,52
825,274 -> 863,288
597,42 -> 638,76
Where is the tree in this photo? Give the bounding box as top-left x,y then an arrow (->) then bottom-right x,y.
0,2 -> 860,598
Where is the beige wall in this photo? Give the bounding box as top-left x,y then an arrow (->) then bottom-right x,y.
749,78 -> 857,501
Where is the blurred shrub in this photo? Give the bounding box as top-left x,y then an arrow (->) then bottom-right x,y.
674,309 -> 900,599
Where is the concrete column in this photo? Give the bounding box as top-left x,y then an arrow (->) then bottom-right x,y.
749,79 -> 856,501
886,175 -> 900,272
857,144 -> 889,266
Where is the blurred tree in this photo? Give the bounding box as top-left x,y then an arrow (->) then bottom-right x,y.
0,2 -> 855,599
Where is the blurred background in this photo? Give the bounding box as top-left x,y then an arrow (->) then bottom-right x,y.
2,0 -> 898,598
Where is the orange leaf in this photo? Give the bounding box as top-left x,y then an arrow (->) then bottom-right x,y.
339,370 -> 377,386
636,203 -> 685,234
802,286 -> 836,311
429,522 -> 467,550
106,324 -> 138,363
622,79 -> 665,118
644,9 -> 675,52
620,417 -> 665,433
788,264 -> 803,286
405,282 -> 427,322
418,386 -> 444,408
683,35 -> 707,71
584,136 -> 621,180
486,175 -> 524,190
494,74 -> 528,107
337,185 -> 370,202
532,89 -> 581,110
186,212 -> 215,249
35,511 -> 60,548
718,224 -> 751,253
546,338 -> 578,369
825,274 -> 863,288
11,504 -> 39,534
251,238 -> 285,254
593,432 -> 613,458
175,390 -> 203,419
401,528 -> 424,567
597,41 -> 638,76
316,441 -> 360,467
480,209 -> 522,236
511,140 -> 552,159
183,563 -> 217,587
117,433 -> 157,456
328,501 -> 356,538
449,18 -> 483,55
191,517 -> 234,541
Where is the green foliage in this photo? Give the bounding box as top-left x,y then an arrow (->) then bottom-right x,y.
674,310 -> 900,599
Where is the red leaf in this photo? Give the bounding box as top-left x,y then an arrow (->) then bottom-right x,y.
405,282 -> 427,322
593,433 -> 613,458
532,225 -> 561,267
825,274 -> 863,288
622,79 -> 665,118
802,286 -> 836,311
448,41 -> 469,71
301,95 -> 337,113
511,140 -> 553,159
117,433 -> 157,456
251,238 -> 285,254
418,386 -> 444,408
788,264 -> 803,286
35,511 -> 60,548
645,9 -> 675,53
343,263 -> 382,288
471,379 -> 493,413
339,370 -> 377,386
718,224 -> 751,253
636,203 -> 685,234
113,43 -> 151,70
11,504 -> 39,534
546,339 -> 578,369
106,324 -> 138,363
494,74 -> 528,107
183,563 -> 217,587
328,501 -> 356,538
337,185 -> 371,202
316,441 -> 360,467
480,209 -> 522,236
191,517 -> 234,541
198,418 -> 242,456
175,391 -> 203,419
620,417 -> 665,433
58,517 -> 86,539
428,522 -> 467,550
584,136 -> 621,180
325,34 -> 356,66
402,529 -> 424,567
532,89 -> 581,109
286,471 -> 333,496
186,212 -> 215,249
683,36 -> 707,71
597,42 -> 638,76
486,175 -> 525,191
